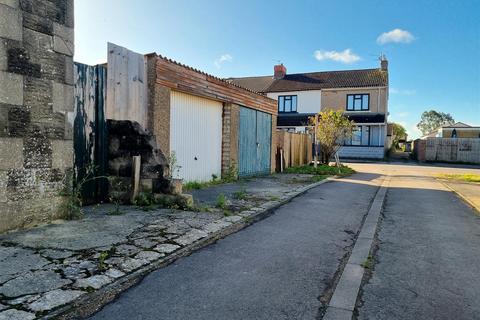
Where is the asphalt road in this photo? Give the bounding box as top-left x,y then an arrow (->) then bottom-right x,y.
89,172 -> 382,320
89,162 -> 480,320
354,164 -> 480,320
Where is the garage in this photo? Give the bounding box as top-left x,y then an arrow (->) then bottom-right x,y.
146,52 -> 277,183
170,91 -> 223,182
238,107 -> 272,176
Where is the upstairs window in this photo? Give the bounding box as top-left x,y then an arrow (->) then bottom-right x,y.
347,94 -> 369,111
278,95 -> 297,113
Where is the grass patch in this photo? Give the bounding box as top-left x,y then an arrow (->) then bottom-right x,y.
284,164 -> 355,176
436,173 -> 480,183
183,177 -> 234,191
311,175 -> 328,182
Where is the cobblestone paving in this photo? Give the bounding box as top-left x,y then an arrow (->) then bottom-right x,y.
0,174 -> 319,319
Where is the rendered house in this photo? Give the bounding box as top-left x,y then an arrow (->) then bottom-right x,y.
229,57 -> 389,159
421,122 -> 480,139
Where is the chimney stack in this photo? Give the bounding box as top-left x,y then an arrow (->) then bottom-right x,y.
274,63 -> 287,79
380,54 -> 388,71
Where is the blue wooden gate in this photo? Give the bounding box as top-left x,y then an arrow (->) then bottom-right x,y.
238,107 -> 272,177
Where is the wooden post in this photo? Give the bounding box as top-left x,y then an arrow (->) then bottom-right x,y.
280,149 -> 284,172
131,156 -> 141,203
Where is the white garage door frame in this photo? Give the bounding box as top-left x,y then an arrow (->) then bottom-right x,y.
170,91 -> 223,182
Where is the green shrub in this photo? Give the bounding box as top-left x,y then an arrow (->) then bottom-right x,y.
134,192 -> 156,207
183,181 -> 204,191
216,193 -> 227,209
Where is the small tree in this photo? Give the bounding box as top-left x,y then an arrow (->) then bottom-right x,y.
310,111 -> 355,164
390,122 -> 407,148
417,110 -> 455,135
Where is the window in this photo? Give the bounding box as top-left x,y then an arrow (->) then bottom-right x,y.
351,127 -> 362,145
346,94 -> 369,111
345,126 -> 371,146
278,95 -> 297,113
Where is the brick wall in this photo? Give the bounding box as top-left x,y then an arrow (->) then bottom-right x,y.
146,55 -> 171,156
0,0 -> 74,233
221,103 -> 239,177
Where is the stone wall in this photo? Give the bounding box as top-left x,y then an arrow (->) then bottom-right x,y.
0,0 -> 74,233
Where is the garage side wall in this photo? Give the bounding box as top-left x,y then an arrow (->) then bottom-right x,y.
146,56 -> 171,156
221,103 -> 240,178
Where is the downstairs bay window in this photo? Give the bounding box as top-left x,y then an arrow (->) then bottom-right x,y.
344,125 -> 384,147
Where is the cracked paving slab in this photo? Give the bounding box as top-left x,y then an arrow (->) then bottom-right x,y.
0,173 -> 324,317
0,270 -> 71,297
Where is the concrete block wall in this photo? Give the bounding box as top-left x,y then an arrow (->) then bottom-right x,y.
0,0 -> 74,233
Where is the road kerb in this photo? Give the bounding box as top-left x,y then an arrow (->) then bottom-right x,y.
43,176 -> 337,320
323,175 -> 390,320
438,180 -> 480,215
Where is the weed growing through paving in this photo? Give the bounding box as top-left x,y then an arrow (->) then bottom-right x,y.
107,176 -> 130,215
233,188 -> 248,200
98,246 -> 117,271
216,193 -> 227,209
60,165 -> 107,220
361,255 -> 374,269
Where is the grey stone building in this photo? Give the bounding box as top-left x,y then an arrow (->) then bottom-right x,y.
0,0 -> 74,232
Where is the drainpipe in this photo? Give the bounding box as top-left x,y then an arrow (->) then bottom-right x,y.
377,87 -> 380,113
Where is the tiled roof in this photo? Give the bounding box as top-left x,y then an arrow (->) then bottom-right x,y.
229,68 -> 388,93
442,122 -> 472,128
225,76 -> 275,93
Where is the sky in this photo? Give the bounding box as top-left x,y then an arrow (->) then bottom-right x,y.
75,0 -> 480,138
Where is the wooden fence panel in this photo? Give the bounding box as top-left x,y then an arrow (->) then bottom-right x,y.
426,138 -> 480,164
274,131 -> 312,172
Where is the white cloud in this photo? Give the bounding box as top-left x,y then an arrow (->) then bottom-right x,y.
390,88 -> 416,95
314,49 -> 361,64
377,29 -> 415,44
214,54 -> 233,68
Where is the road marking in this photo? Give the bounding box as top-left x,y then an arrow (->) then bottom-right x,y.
323,175 -> 391,320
